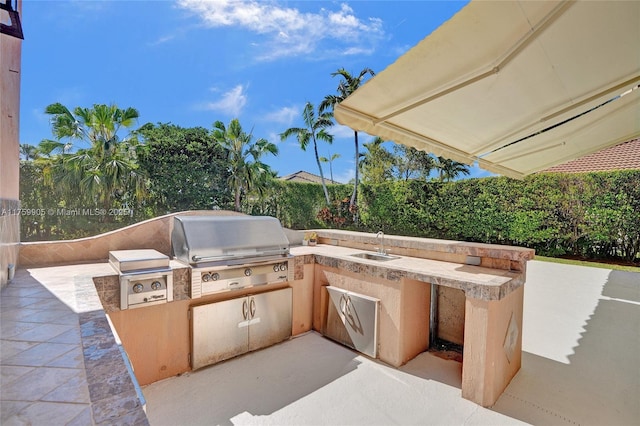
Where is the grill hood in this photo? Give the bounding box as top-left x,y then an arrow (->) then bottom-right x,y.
171,215 -> 290,266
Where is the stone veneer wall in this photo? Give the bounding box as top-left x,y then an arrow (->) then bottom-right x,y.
0,2 -> 23,289
19,210 -> 243,267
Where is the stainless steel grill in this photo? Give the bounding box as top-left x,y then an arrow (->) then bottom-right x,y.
171,215 -> 293,298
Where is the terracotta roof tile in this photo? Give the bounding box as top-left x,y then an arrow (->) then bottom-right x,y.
279,170 -> 340,184
542,139 -> 640,173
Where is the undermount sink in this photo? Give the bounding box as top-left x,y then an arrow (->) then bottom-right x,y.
350,252 -> 400,262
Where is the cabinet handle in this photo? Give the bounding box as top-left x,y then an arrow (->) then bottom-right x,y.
345,295 -> 352,316
339,294 -> 347,316
249,298 -> 256,318
242,300 -> 248,320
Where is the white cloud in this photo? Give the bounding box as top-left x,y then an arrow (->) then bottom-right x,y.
267,131 -> 281,144
335,168 -> 355,184
342,46 -> 375,56
467,163 -> 497,180
53,86 -> 86,108
330,124 -> 357,139
32,108 -> 50,124
149,34 -> 175,46
203,84 -> 248,117
264,105 -> 299,125
180,0 -> 305,33
392,43 -> 414,57
178,0 -> 384,61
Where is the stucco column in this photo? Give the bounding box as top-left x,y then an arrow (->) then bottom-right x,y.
0,0 -> 22,287
461,285 -> 524,407
0,0 -> 23,287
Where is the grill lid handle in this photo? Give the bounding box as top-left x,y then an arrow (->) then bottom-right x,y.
191,254 -> 235,262
191,248 -> 289,263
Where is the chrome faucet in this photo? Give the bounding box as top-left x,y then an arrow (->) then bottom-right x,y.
376,231 -> 386,255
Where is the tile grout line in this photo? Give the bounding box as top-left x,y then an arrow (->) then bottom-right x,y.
1,279 -> 93,423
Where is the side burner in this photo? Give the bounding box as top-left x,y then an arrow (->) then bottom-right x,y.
109,249 -> 169,272
109,249 -> 173,310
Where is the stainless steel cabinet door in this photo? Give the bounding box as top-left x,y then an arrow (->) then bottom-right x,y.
191,297 -> 249,370
325,286 -> 379,358
248,288 -> 292,352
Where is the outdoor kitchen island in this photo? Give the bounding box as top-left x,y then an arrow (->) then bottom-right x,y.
11,211 -> 533,422
100,224 -> 533,409
293,229 -> 534,407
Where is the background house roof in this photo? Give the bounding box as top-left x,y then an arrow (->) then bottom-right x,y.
279,170 -> 341,185
543,139 -> 640,173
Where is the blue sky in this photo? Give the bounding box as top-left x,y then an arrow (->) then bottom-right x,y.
20,0 -> 492,183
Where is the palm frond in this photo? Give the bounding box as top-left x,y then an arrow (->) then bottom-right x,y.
316,129 -> 334,144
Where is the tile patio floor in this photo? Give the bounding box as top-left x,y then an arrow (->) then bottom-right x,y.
0,264 -> 146,425
0,273 -> 93,425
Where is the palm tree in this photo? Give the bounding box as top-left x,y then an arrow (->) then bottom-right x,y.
43,103 -> 145,210
36,139 -> 74,157
320,67 -> 375,212
247,169 -> 279,216
393,145 -> 435,181
19,144 -> 39,161
319,152 -> 340,183
360,137 -> 394,184
212,118 -> 278,211
46,103 -> 139,152
434,156 -> 471,182
280,102 -> 334,205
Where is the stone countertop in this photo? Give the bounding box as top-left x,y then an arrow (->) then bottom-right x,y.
291,244 -> 524,300
94,241 -> 524,307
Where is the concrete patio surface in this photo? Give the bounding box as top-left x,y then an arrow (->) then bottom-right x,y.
143,260 -> 640,425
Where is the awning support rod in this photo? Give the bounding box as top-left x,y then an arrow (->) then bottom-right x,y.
472,75 -> 640,156
540,75 -> 640,123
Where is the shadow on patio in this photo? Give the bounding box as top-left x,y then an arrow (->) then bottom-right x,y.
143,333 -> 361,426
492,266 -> 640,425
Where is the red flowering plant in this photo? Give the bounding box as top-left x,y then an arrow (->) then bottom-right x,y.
316,198 -> 356,228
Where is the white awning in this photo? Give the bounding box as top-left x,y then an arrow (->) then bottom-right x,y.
334,0 -> 640,179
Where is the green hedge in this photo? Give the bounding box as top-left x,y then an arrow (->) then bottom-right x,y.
19,162 -> 142,241
20,162 -> 640,263
356,171 -> 640,261
244,170 -> 639,262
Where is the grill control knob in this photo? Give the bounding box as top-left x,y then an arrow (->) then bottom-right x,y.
273,264 -> 280,272
212,273 -> 220,281
151,281 -> 162,290
133,283 -> 144,293
202,273 -> 211,282
280,262 -> 287,271
244,268 -> 252,277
